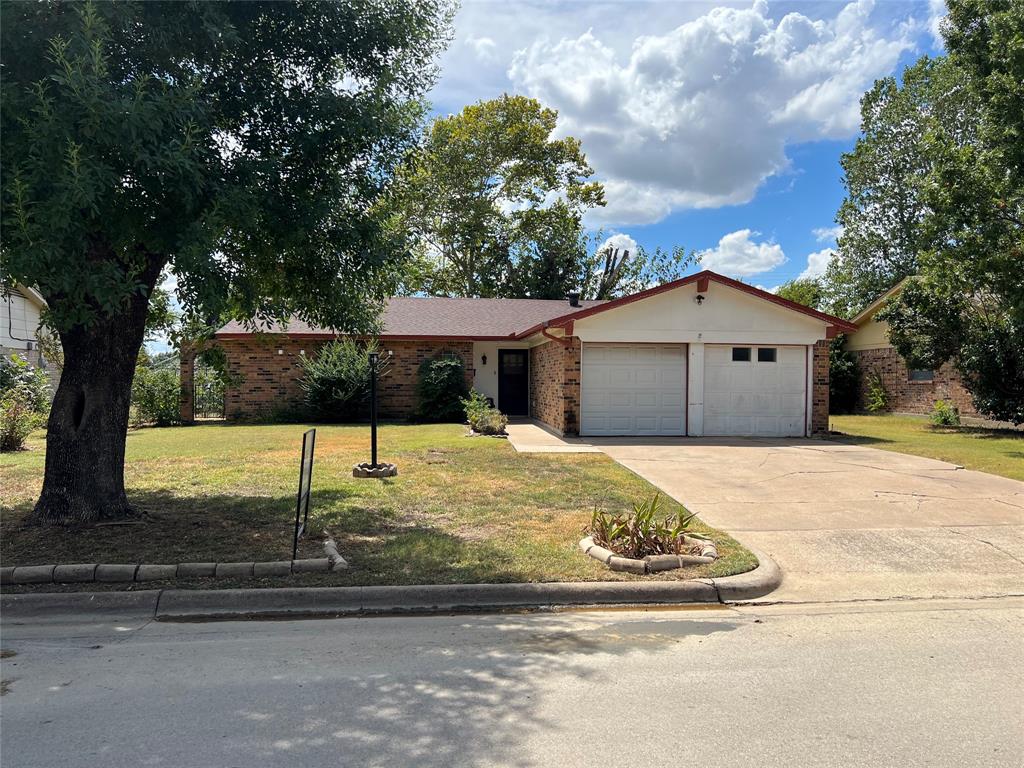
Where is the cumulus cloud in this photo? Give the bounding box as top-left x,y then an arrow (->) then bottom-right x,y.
928,0 -> 947,48
799,247 -> 835,280
597,233 -> 639,257
812,225 -> 844,243
465,35 -> 498,62
508,0 -> 914,225
699,229 -> 786,277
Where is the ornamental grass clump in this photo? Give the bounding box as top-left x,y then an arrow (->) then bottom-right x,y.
588,492 -> 701,559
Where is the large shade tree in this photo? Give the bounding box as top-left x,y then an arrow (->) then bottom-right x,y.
396,94 -> 606,298
1,0 -> 453,523
879,0 -> 1024,424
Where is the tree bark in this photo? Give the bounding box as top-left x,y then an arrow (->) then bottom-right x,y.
31,258 -> 163,525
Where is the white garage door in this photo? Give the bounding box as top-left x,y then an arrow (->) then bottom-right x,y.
704,345 -> 806,437
581,344 -> 686,436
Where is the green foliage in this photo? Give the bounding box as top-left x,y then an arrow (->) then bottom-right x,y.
582,242 -> 696,300
296,339 -> 380,423
0,392 -> 42,452
865,371 -> 889,413
1,0 -> 453,335
396,94 -> 605,298
589,492 -> 699,559
930,400 -> 961,427
0,353 -> 50,413
829,337 -> 860,415
824,55 -> 978,317
130,357 -> 181,427
416,355 -> 469,422
462,390 -> 508,435
775,279 -> 823,309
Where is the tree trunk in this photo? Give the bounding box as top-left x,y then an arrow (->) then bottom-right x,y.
32,261 -> 162,525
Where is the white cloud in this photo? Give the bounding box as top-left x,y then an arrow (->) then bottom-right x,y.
699,229 -> 786,276
928,0 -> 947,48
465,35 -> 497,62
812,225 -> 844,243
799,247 -> 835,280
597,233 -> 638,257
508,0 -> 914,225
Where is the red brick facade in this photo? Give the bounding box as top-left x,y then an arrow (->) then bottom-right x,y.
528,337 -> 582,435
811,340 -> 829,435
182,336 -> 473,422
851,346 -> 977,417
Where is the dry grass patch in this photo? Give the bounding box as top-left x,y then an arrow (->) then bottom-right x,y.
1,423 -> 756,589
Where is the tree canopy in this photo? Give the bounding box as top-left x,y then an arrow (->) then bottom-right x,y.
0,0 -> 454,522
395,94 -> 606,298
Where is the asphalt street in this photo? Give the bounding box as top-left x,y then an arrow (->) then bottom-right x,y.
2,597 -> 1022,767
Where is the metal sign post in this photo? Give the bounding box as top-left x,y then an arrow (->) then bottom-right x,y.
292,428 -> 316,560
369,351 -> 378,468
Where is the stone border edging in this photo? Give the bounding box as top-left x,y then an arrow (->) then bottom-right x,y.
0,557 -> 340,587
0,550 -> 781,620
579,535 -> 719,574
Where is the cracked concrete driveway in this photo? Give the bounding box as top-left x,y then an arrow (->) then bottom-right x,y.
594,438 -> 1024,603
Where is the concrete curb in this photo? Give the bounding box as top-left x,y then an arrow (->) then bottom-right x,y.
1,551 -> 781,620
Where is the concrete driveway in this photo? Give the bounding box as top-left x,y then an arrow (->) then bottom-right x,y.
588,437 -> 1024,602
505,423 -> 1024,606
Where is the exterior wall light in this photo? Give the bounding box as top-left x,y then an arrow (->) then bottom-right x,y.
481,354 -> 487,365
695,294 -> 706,305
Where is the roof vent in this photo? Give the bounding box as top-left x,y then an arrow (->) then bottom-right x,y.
568,292 -> 581,307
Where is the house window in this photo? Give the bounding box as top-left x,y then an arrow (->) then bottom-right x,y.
732,347 -> 751,362
909,369 -> 934,382
757,347 -> 777,363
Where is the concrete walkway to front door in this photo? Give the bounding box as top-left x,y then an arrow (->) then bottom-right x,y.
595,438 -> 1024,603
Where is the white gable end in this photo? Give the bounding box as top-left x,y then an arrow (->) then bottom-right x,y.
573,280 -> 828,345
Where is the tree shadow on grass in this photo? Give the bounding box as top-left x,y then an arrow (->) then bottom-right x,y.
0,488 -> 530,586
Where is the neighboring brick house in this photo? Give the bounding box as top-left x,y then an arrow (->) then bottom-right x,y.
845,281 -> 980,418
182,270 -> 854,437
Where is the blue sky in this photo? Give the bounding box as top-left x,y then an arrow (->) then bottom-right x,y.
428,0 -> 947,290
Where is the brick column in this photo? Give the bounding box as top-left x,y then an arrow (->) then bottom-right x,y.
811,340 -> 829,435
562,337 -> 582,436
179,342 -> 196,424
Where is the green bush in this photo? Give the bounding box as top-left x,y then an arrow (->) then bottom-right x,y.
462,390 -> 508,435
0,391 -> 42,451
0,353 -> 50,413
296,338 -> 377,422
930,399 -> 961,427
416,355 -> 469,422
865,370 -> 889,412
131,364 -> 182,427
589,492 -> 699,559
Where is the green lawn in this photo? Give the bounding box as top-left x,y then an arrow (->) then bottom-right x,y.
829,414 -> 1024,481
1,423 -> 755,589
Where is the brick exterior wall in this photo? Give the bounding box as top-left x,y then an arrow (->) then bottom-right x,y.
529,340 -> 565,432
528,337 -> 581,436
811,340 -> 829,435
563,337 -> 582,436
851,346 -> 977,417
192,336 -> 474,422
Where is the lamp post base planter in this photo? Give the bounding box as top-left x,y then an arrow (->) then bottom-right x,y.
579,535 -> 718,575
352,462 -> 398,479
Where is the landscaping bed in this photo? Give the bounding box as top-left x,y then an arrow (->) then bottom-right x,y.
0,423 -> 757,591
829,414 -> 1024,482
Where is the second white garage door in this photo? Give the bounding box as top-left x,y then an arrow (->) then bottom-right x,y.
581,344 -> 686,436
704,344 -> 806,437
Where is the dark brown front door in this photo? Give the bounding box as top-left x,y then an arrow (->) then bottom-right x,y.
498,349 -> 529,416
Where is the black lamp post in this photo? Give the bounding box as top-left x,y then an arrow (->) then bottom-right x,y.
353,350 -> 397,478
369,351 -> 379,468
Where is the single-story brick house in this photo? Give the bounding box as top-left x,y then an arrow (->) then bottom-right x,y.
844,281 -> 980,417
181,270 -> 856,437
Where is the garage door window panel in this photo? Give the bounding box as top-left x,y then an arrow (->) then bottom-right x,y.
732,347 -> 752,362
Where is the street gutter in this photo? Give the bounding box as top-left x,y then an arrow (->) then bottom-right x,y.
1,550 -> 780,622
